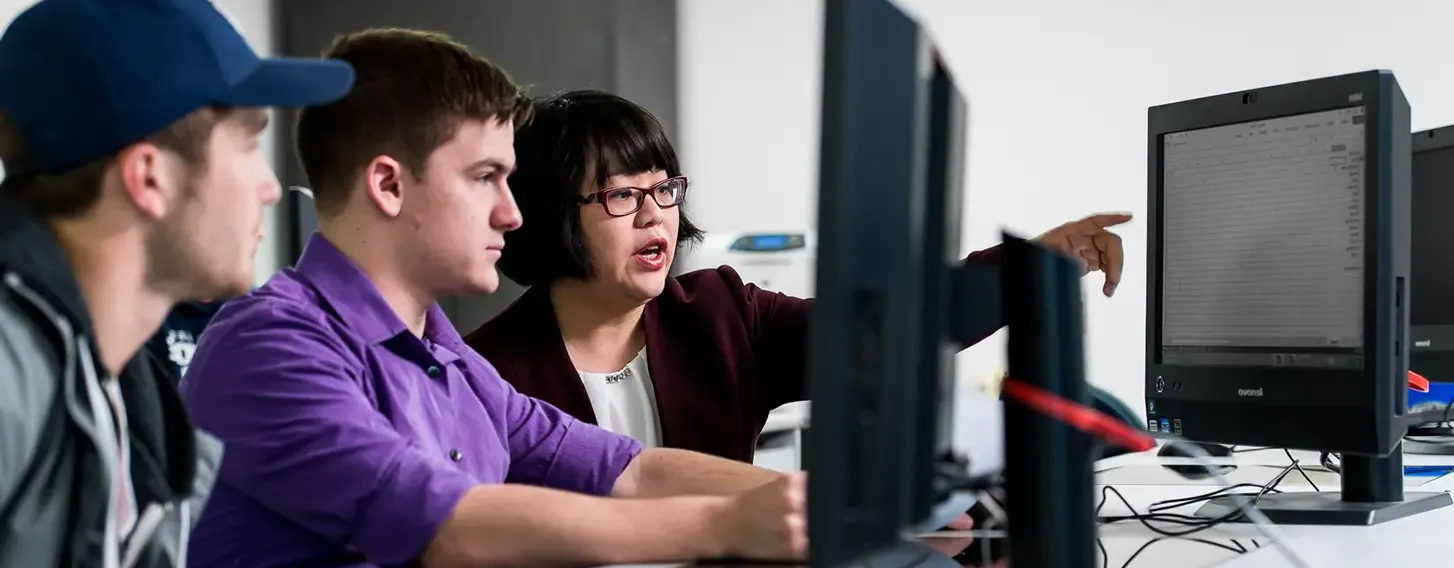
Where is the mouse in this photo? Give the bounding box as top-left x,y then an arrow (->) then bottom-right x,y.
1157,441 -> 1236,480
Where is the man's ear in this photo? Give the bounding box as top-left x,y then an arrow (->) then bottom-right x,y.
364,155 -> 405,218
115,141 -> 178,220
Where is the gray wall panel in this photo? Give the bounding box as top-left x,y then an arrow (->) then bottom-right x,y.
275,0 -> 679,333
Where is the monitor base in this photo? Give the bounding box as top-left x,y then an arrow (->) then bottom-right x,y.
1405,435 -> 1454,455
842,538 -> 965,568
1194,490 -> 1453,526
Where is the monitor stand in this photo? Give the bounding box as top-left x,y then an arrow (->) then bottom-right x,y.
1194,448 -> 1454,525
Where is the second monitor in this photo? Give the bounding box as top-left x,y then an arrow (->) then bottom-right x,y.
1410,127 -> 1454,384
1145,70 -> 1452,525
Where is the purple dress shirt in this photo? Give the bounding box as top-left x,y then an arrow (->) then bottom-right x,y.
179,234 -> 643,567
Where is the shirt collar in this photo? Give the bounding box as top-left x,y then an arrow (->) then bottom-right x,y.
294,232 -> 467,351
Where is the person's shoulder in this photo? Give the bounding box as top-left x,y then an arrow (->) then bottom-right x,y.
0,286 -> 60,384
0,289 -> 61,459
661,265 -> 809,337
181,272 -> 365,404
191,273 -> 359,374
207,271 -> 330,336
661,265 -> 764,317
667,265 -> 751,301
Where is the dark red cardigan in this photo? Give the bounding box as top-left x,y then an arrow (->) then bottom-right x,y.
465,248 -> 1001,463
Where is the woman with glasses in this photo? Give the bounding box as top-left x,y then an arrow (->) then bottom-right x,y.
465,89 -> 1129,464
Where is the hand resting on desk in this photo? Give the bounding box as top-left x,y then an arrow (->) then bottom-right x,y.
703,474 -> 996,564
709,472 -> 808,560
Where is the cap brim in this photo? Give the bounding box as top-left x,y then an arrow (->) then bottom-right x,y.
215,57 -> 355,108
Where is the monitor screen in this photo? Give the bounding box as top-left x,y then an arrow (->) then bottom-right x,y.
1159,106 -> 1366,369
1412,145 -> 1454,333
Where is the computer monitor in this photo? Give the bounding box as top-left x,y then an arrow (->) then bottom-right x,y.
1146,70 -> 1451,525
808,1 -> 1101,565
805,0 -> 968,565
1404,126 -> 1454,439
999,234 -> 1099,567
1410,126 -> 1454,381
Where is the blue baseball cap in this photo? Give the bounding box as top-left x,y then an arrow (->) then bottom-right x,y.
0,0 -> 355,175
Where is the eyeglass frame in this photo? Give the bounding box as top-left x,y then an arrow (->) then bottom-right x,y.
577,176 -> 689,218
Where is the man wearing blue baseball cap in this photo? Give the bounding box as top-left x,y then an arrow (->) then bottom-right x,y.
0,0 -> 353,566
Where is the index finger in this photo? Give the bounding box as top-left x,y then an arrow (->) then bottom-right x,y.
1096,231 -> 1124,296
1080,212 -> 1133,230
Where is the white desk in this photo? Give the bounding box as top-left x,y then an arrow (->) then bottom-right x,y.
754,402 -> 809,471
1092,448 -> 1454,567
612,448 -> 1454,567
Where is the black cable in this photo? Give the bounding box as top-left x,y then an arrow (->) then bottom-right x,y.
1116,537 -> 1245,568
1097,462 -> 1298,539
1142,482 -> 1282,516
1281,448 -> 1321,492
1094,471 -> 1289,568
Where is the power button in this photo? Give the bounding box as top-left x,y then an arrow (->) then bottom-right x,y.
1155,376 -> 1166,393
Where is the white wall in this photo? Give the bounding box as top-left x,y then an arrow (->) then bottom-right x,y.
0,0 -> 285,285
679,0 -> 1454,417
679,0 -> 824,235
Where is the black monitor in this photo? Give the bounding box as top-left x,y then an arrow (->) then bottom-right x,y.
1146,70 -> 1452,525
1410,126 -> 1454,381
809,0 -> 1100,566
805,0 -> 967,565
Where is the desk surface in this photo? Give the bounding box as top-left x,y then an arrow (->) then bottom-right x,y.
761,402 -> 809,434
1093,448 -> 1454,568
609,448 -> 1454,567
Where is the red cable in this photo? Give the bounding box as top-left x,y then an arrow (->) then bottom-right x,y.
1000,378 -> 1157,453
1409,370 -> 1430,393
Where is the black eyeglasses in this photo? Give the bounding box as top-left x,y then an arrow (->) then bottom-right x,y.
578,176 -> 689,217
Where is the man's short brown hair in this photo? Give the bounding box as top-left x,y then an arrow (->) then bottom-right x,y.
0,107 -> 258,219
294,28 -> 533,216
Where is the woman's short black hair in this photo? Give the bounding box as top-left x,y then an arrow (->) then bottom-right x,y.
498,89 -> 705,287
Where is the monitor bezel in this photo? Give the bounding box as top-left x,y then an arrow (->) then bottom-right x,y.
1145,71 -> 1408,454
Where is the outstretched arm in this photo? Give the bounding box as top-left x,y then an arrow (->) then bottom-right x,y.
751,211 -> 1132,408
749,246 -> 1007,409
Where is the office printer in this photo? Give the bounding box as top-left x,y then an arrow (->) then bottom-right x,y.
675,231 -> 816,298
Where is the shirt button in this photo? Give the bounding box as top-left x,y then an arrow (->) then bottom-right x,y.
449,449 -> 463,462
426,365 -> 443,378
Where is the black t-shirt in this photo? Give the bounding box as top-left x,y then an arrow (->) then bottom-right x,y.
144,300 -> 226,383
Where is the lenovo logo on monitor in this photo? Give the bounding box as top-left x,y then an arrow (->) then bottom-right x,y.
1237,387 -> 1265,397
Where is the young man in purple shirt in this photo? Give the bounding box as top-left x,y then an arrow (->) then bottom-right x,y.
179,29 -> 805,567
